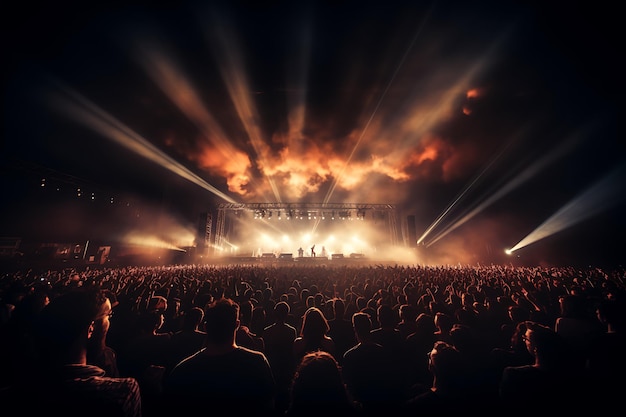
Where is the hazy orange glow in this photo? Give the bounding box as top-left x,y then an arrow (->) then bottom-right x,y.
117,17 -> 489,207
466,88 -> 480,99
193,142 -> 253,195
5,2 -> 615,269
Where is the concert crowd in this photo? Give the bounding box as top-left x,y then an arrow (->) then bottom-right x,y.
1,262 -> 624,416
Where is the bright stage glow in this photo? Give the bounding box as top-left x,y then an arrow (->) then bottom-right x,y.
119,9 -> 509,207
15,6 -> 616,268
216,209 -> 404,261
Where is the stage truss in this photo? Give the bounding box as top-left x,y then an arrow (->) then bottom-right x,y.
210,203 -> 399,258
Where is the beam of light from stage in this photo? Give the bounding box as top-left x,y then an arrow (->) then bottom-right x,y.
506,163 -> 626,254
125,234 -> 187,252
321,5 -> 435,212
130,39 -> 260,197
321,13 -> 512,241
202,13 -> 283,203
425,129 -> 587,247
313,5 -> 434,237
47,81 -> 239,204
417,131 -> 518,244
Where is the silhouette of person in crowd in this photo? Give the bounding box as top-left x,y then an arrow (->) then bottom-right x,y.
165,306 -> 207,374
405,312 -> 438,392
342,311 -> 399,414
2,287 -> 142,417
118,308 -> 171,416
404,340 -> 487,415
499,320 -> 588,414
263,301 -> 298,414
86,289 -> 121,377
293,306 -> 336,363
163,297 -> 276,415
236,299 -> 265,352
327,298 -> 356,365
285,350 -> 361,417
554,294 -> 604,369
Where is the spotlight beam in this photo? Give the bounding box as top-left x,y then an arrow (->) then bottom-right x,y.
205,15 -> 283,203
417,130 -> 518,244
132,38 -> 262,197
426,128 -> 586,247
126,234 -> 186,252
321,4 -> 435,207
507,163 -> 626,254
322,8 -> 512,223
49,81 -> 239,204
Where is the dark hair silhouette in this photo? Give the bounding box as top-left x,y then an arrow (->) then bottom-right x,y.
287,351 -> 359,415
204,298 -> 239,345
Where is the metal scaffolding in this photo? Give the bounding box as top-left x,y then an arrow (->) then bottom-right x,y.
210,202 -> 400,254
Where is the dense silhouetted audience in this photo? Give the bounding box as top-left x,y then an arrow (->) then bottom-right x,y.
1,262 -> 625,416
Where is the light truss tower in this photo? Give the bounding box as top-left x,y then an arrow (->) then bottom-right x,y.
388,209 -> 399,246
204,212 -> 213,255
214,207 -> 227,255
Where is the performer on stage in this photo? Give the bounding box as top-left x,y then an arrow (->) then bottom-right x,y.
310,245 -> 316,257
